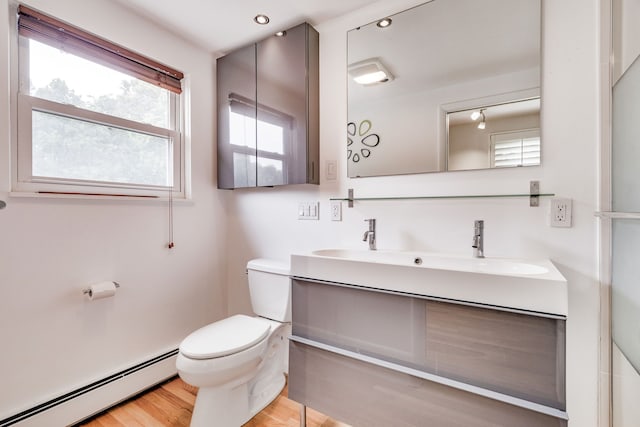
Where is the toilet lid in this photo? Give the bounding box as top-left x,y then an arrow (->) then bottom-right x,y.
179,314 -> 271,360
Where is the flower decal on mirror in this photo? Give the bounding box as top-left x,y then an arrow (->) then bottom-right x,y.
348,120 -> 380,163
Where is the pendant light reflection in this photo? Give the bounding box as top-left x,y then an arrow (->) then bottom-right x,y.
471,109 -> 486,129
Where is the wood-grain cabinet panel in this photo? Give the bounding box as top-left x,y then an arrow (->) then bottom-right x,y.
289,342 -> 566,427
290,279 -> 567,424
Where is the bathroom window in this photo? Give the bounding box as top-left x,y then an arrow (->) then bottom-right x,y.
490,129 -> 541,168
13,5 -> 186,198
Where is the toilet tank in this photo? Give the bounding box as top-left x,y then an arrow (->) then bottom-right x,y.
247,258 -> 291,322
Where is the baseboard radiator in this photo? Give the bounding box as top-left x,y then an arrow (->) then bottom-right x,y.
0,349 -> 179,427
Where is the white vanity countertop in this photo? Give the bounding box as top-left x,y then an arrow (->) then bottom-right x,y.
290,249 -> 568,318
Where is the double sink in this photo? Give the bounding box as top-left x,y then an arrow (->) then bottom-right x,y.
291,248 -> 568,317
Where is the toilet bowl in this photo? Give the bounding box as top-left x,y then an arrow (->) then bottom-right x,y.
177,259 -> 291,427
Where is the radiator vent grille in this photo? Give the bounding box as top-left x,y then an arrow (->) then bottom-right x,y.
0,348 -> 179,427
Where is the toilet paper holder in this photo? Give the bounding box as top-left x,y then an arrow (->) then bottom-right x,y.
82,282 -> 120,297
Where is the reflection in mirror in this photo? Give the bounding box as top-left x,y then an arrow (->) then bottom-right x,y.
347,0 -> 541,178
218,23 -> 318,189
447,98 -> 540,171
228,93 -> 291,187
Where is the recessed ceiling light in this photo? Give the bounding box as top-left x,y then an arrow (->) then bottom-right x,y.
254,14 -> 270,25
377,18 -> 392,28
275,31 -> 287,37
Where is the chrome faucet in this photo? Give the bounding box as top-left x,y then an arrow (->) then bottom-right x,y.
363,218 -> 376,250
472,220 -> 484,258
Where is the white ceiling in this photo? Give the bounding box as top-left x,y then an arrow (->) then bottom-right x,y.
111,0 -> 375,55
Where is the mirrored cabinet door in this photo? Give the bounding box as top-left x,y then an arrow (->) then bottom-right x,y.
217,23 -> 319,189
257,23 -> 310,186
217,44 -> 257,189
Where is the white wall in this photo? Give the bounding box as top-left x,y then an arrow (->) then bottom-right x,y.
0,0 -> 227,419
226,1 -> 601,426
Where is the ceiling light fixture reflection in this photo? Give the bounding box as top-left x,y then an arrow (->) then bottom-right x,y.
477,111 -> 486,129
275,30 -> 287,37
254,14 -> 270,25
377,18 -> 392,28
470,109 -> 486,129
348,58 -> 395,85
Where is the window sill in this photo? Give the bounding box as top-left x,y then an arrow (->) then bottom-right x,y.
9,191 -> 194,205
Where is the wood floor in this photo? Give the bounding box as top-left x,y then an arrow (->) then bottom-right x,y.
76,376 -> 346,427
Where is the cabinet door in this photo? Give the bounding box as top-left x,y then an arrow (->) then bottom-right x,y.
290,341 -> 567,427
256,23 -> 316,186
292,279 -> 566,410
217,44 -> 257,189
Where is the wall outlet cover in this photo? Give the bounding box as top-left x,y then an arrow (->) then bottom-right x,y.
550,198 -> 572,227
330,200 -> 342,221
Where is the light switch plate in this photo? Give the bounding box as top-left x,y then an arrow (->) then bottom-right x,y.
326,160 -> 337,181
298,202 -> 319,220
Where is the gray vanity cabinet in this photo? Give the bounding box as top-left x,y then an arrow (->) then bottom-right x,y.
289,279 -> 568,427
217,23 -> 319,189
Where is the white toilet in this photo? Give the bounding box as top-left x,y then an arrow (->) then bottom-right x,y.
176,259 -> 291,427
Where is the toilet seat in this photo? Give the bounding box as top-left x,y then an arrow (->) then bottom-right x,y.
179,314 -> 271,360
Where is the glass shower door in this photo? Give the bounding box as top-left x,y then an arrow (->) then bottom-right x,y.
611,53 -> 640,427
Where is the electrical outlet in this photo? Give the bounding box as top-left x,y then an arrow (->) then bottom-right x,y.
550,198 -> 572,227
330,200 -> 342,221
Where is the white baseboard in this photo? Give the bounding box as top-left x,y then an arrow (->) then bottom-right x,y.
2,351 -> 178,427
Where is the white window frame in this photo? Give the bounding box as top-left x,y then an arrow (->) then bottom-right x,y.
9,4 -> 187,199
490,128 -> 541,168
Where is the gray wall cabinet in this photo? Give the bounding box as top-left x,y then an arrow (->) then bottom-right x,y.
217,23 -> 319,189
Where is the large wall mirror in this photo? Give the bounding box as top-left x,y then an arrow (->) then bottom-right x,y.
347,0 -> 541,178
